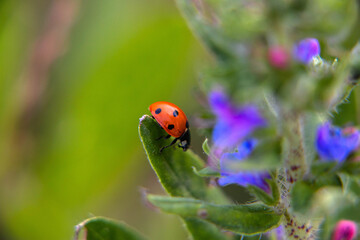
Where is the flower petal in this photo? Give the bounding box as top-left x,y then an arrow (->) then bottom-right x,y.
218,171 -> 271,192
209,90 -> 234,119
209,90 -> 266,149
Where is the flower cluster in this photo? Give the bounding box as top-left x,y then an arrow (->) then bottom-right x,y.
208,88 -> 360,194
205,36 -> 360,237
208,90 -> 270,192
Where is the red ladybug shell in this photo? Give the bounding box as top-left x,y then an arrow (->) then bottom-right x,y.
149,101 -> 188,138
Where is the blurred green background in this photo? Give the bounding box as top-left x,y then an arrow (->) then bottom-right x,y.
0,0 -> 208,239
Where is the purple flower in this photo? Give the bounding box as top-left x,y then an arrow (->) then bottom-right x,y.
266,225 -> 285,240
332,220 -> 357,240
293,38 -> 320,64
218,139 -> 271,192
316,123 -> 360,162
209,90 -> 267,149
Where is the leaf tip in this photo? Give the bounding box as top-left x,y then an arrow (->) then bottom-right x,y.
139,114 -> 151,124
73,217 -> 95,240
202,138 -> 211,155
73,224 -> 83,240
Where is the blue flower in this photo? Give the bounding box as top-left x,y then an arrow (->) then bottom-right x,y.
316,122 -> 360,162
218,139 -> 271,192
209,90 -> 267,149
293,38 -> 320,64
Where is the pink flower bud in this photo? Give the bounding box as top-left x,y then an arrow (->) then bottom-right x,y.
332,220 -> 357,240
268,46 -> 289,69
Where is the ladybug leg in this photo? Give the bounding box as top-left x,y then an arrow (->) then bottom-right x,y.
160,138 -> 179,153
156,134 -> 171,141
178,145 -> 186,151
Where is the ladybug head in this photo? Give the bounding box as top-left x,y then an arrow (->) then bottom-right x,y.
179,129 -> 191,151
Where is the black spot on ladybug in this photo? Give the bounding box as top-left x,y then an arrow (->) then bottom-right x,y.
155,108 -> 161,114
186,121 -> 189,128
173,110 -> 179,117
168,124 -> 174,130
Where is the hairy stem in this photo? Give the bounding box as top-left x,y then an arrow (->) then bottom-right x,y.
282,112 -> 307,185
279,113 -> 317,240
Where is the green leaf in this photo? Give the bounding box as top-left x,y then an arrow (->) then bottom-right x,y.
341,161 -> 360,176
148,195 -> 281,235
338,173 -> 360,196
310,161 -> 337,176
202,138 -> 211,156
291,181 -> 317,213
315,174 -> 342,188
182,218 -> 231,240
139,115 -> 229,239
247,186 -> 275,206
139,115 -> 210,199
139,115 -> 227,202
74,217 -> 147,240
247,179 -> 280,206
193,166 -> 221,178
269,179 -> 280,205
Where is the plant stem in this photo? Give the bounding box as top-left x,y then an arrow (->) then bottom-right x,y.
282,112 -> 307,185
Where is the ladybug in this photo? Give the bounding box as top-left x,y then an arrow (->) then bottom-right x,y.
149,101 -> 190,152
